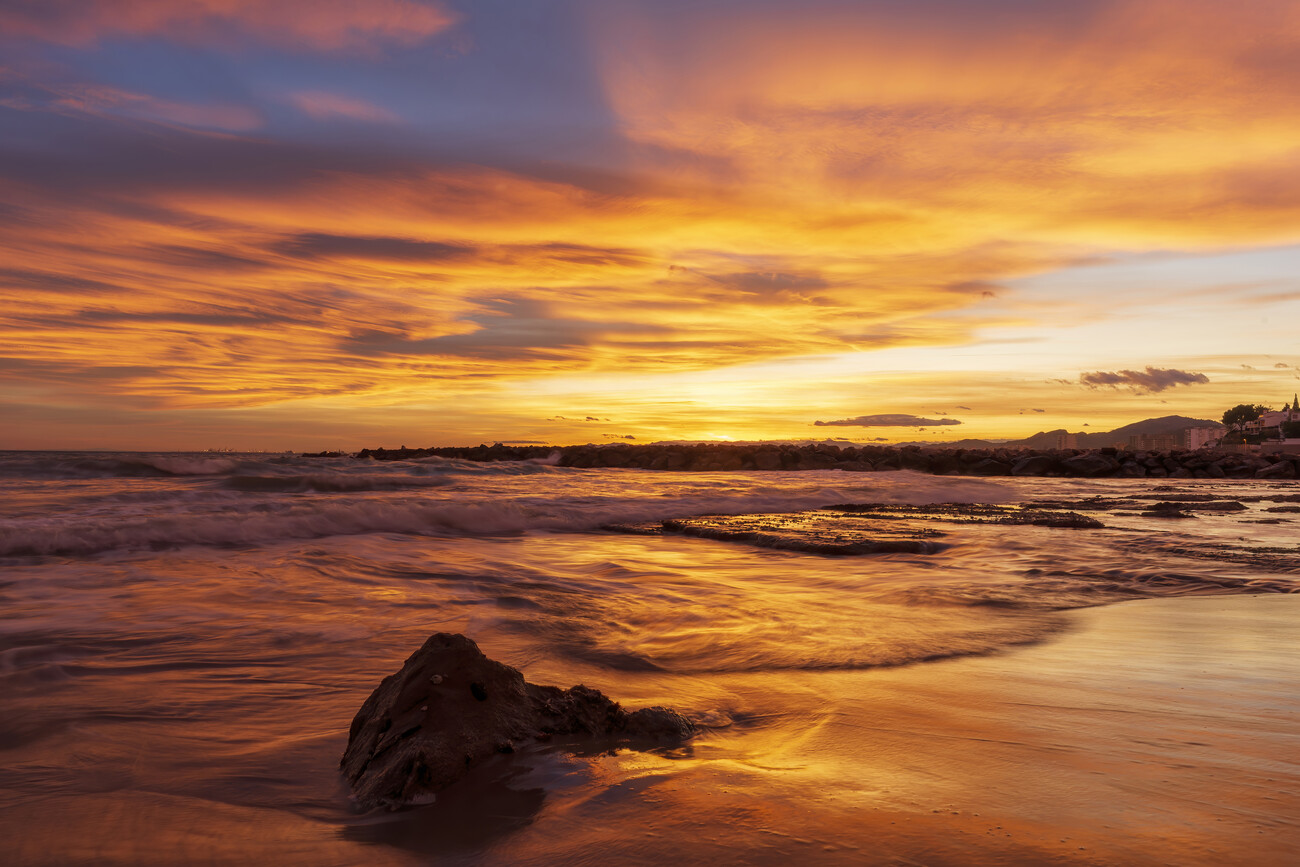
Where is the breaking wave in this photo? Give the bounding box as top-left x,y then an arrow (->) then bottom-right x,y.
223,473 -> 456,493
0,486 -> 863,557
0,449 -> 1025,557
0,453 -> 244,479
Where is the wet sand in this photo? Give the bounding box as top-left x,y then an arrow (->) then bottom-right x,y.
714,591 -> 1300,866
6,593 -> 1299,866
403,593 -> 1300,866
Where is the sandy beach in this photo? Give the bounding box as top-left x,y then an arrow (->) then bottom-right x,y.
424,592 -> 1300,867
7,591 -> 1296,866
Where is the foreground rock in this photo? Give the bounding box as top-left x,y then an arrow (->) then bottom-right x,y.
341,633 -> 694,811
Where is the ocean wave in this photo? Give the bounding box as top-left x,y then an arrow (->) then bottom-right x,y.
527,601 -> 1068,674
0,501 -> 526,556
0,486 -> 861,557
0,451 -> 576,482
406,455 -> 565,475
223,473 -> 456,493
0,453 -> 245,479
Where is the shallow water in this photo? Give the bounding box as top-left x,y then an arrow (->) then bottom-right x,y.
1,452 -> 1297,864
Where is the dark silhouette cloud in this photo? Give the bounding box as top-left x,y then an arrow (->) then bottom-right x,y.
136,244 -> 272,271
718,271 -> 829,293
1079,367 -> 1209,393
270,235 -> 647,271
67,309 -> 306,328
815,414 -> 962,427
274,233 -> 474,262
0,267 -> 127,295
518,243 -> 644,268
340,297 -> 670,362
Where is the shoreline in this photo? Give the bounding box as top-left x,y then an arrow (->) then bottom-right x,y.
450,592 -> 1300,866
343,442 -> 1300,479
3,591 -> 1297,865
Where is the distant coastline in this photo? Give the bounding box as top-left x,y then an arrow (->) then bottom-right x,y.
336,441 -> 1300,480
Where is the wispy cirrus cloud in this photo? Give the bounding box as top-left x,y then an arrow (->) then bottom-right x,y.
286,92 -> 401,123
591,0 -> 1300,247
1078,367 -> 1210,393
0,0 -> 457,52
0,75 -> 264,132
1,0 -> 1298,449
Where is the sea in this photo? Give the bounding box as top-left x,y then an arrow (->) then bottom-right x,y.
2,450 -> 1298,865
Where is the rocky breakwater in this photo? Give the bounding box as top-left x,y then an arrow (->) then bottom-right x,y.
351,444 -> 558,462
341,633 -> 694,811
349,442 -> 1300,479
553,443 -> 1300,479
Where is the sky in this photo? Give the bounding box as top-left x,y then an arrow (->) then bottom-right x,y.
2,0 -> 1299,451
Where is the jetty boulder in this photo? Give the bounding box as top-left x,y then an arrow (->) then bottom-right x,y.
1012,454 -> 1058,476
1255,460 -> 1298,480
1060,453 -> 1119,477
967,457 -> 1012,476
340,633 -> 694,811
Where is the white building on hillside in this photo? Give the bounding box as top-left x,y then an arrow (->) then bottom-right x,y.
1241,396 -> 1299,437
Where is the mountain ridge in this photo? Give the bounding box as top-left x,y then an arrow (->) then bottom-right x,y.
897,415 -> 1224,449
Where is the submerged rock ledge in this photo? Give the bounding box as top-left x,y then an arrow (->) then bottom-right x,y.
346,443 -> 1300,480
341,633 -> 694,811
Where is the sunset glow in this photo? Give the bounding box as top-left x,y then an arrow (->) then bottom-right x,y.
3,0 -> 1299,449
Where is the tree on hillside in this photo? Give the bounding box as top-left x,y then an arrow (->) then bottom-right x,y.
1221,404 -> 1270,431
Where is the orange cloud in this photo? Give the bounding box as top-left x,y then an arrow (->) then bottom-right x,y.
0,0 -> 457,52
0,156 -> 1026,410
588,0 -> 1300,249
4,0 -> 1299,448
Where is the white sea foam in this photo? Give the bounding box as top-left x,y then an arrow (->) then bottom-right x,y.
0,484 -> 863,556
224,472 -> 457,493
4,451 -> 1028,556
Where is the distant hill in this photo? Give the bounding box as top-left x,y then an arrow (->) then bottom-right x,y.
1017,415 -> 1223,449
1070,415 -> 1224,448
650,416 -> 1226,451
902,415 -> 1224,450
896,437 -> 1008,449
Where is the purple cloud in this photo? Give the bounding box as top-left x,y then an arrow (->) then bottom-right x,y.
815,414 -> 962,427
1078,367 -> 1209,394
